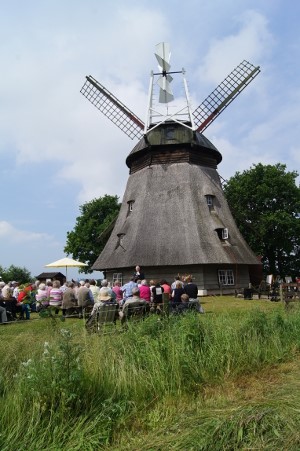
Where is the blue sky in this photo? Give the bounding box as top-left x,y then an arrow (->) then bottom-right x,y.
0,0 -> 299,280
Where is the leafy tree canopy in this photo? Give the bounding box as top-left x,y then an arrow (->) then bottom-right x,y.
223,163 -> 300,277
64,195 -> 120,273
0,264 -> 32,284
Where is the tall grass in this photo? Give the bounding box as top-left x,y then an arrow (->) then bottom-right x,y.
1,306 -> 300,449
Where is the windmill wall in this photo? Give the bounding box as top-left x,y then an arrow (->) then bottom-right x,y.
103,264 -> 252,296
93,123 -> 261,293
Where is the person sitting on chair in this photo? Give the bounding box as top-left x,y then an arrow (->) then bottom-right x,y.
92,287 -> 117,312
62,282 -> 78,316
184,276 -> 198,301
86,288 -> 118,332
119,287 -> 148,323
77,281 -> 94,316
176,293 -> 204,314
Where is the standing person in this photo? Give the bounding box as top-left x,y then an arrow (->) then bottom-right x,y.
133,266 -> 145,283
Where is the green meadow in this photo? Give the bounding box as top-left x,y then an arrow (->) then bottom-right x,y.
1,296 -> 300,450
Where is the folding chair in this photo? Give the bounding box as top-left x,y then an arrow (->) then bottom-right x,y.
122,301 -> 149,324
85,302 -> 119,334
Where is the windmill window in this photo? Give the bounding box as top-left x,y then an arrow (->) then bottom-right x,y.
205,194 -> 214,207
215,227 -> 228,240
218,269 -> 234,286
113,273 -> 123,285
222,228 -> 229,239
127,200 -> 135,214
165,127 -> 175,140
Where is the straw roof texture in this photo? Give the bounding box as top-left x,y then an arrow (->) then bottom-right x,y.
93,156 -> 258,270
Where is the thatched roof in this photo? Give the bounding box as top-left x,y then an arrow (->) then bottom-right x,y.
93,123 -> 258,271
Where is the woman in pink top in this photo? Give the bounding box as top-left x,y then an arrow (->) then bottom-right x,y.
139,279 -> 151,302
112,281 -> 123,304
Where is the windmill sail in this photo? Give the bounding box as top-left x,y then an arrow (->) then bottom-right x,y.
80,76 -> 144,140
193,60 -> 260,132
86,44 -> 262,293
155,42 -> 174,103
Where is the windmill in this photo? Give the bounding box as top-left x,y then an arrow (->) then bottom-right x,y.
81,43 -> 261,293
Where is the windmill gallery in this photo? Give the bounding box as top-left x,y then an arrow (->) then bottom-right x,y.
80,43 -> 261,294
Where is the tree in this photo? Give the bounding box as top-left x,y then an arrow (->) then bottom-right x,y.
64,195 -> 120,273
223,163 -> 300,277
0,264 -> 32,283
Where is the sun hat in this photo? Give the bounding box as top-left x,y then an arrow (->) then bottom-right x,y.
98,287 -> 112,301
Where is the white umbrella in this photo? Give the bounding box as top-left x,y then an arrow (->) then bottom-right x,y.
45,257 -> 88,280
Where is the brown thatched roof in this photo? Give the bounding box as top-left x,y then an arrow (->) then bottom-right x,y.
93,165 -> 258,269
93,123 -> 258,271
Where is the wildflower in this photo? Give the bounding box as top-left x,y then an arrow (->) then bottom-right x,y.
22,359 -> 32,367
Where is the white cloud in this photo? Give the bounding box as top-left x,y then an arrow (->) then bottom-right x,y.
195,10 -> 274,86
0,1 -> 299,277
0,221 -> 55,244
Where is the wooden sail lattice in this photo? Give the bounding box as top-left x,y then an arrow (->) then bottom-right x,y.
193,60 -> 260,132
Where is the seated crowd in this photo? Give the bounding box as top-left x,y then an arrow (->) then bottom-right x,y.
0,270 -> 204,324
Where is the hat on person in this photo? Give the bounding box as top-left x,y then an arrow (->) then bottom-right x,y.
98,287 -> 112,301
79,280 -> 85,286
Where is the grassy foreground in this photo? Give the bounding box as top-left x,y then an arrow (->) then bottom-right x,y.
1,296 -> 300,450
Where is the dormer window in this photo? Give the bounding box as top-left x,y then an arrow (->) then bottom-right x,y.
215,227 -> 229,240
205,194 -> 214,208
222,228 -> 229,240
127,200 -> 135,215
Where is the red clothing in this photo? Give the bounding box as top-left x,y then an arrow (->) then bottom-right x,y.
161,283 -> 172,299
112,286 -> 123,302
139,285 -> 151,302
18,285 -> 33,303
18,291 -> 27,302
